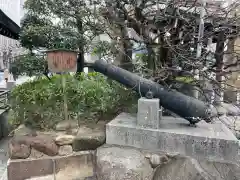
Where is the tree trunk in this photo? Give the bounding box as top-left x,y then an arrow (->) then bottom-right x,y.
119,26 -> 133,71
159,35 -> 169,67
146,44 -> 156,74
214,31 -> 226,104
76,18 -> 84,74
77,51 -> 84,73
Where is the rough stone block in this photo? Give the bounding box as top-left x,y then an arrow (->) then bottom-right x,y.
7,151 -> 95,180
54,151 -> 94,173
106,113 -> 239,163
7,158 -> 54,180
137,98 -> 160,129
54,151 -> 95,179
96,145 -> 153,180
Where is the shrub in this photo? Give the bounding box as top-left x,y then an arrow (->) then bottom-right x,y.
9,72 -> 137,130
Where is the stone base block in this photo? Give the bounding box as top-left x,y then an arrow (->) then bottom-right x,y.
7,151 -> 95,180
106,113 -> 239,163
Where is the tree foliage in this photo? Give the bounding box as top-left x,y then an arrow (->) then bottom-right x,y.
20,0 -> 101,74
21,0 -> 98,51
96,0 -> 240,103
20,14 -> 57,50
20,0 -> 240,102
9,54 -> 47,78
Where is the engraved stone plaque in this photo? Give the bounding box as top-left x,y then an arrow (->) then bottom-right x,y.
137,98 -> 160,129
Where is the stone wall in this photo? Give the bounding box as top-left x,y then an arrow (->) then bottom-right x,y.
7,144 -> 240,180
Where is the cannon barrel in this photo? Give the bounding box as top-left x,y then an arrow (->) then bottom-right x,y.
93,60 -> 216,123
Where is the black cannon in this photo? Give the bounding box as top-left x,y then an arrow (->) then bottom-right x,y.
93,60 -> 217,124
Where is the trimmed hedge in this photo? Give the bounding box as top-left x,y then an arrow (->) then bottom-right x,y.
9,72 -> 137,130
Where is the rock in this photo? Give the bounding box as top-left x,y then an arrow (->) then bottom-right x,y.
217,116 -> 240,138
215,103 -> 240,116
72,125 -> 105,151
55,120 -> 78,131
236,131 -> 240,139
9,137 -> 31,159
14,124 -> 37,137
149,154 -> 169,168
215,106 -> 227,116
83,177 -> 97,180
96,145 -> 153,180
37,131 -> 64,139
198,160 -> 240,180
153,157 -> 209,180
222,103 -> 240,116
55,163 -> 94,180
71,128 -> 79,135
8,135 -> 59,157
97,121 -> 107,126
29,148 -> 48,159
30,135 -> 59,156
142,151 -> 170,168
55,135 -> 75,146
153,156 -> 240,180
59,145 -> 73,156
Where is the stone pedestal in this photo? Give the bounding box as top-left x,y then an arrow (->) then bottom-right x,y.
137,98 -> 161,129
106,113 -> 239,163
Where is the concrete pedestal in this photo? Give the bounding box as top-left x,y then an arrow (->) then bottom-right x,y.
106,113 -> 239,163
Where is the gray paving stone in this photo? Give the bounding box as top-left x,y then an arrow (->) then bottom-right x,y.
0,137 -> 10,180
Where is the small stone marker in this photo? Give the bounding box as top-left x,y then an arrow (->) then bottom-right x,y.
137,97 -> 161,129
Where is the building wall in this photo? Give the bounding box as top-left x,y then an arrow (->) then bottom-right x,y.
0,0 -> 21,25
